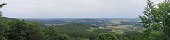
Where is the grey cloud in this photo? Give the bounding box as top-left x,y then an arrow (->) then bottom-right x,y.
0,0 -> 164,18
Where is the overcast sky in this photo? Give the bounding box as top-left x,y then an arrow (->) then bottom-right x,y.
0,0 -> 164,18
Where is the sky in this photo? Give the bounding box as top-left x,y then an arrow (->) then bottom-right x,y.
0,0 -> 164,18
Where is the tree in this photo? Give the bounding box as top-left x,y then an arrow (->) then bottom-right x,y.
0,3 -> 8,40
0,18 -> 9,40
90,33 -> 118,40
0,3 -> 7,17
44,26 -> 70,40
140,0 -> 170,40
157,0 -> 170,39
6,19 -> 46,40
139,0 -> 161,31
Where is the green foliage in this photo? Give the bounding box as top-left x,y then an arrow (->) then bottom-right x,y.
0,3 -> 8,40
0,19 -> 45,40
0,19 -> 9,40
48,24 -> 94,40
93,29 -> 112,33
43,26 -> 70,40
140,0 -> 170,40
0,18 -> 71,40
157,0 -> 170,39
90,33 -> 117,40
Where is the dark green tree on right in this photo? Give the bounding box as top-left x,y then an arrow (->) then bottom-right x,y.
140,0 -> 170,40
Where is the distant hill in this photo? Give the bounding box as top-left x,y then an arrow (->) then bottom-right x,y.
20,18 -> 141,27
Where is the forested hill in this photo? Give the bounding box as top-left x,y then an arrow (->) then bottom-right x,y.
1,3 -> 71,40
1,16 -> 76,40
1,17 -> 17,20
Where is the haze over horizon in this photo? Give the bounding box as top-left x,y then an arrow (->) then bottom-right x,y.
0,0 -> 163,18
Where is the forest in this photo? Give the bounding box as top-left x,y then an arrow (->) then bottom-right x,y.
0,0 -> 170,40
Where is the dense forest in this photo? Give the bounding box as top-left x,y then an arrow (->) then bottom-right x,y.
0,0 -> 170,40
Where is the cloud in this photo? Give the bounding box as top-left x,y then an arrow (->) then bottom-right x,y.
0,0 -> 164,18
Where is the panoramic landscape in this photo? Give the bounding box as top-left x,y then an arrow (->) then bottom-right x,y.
0,0 -> 170,40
